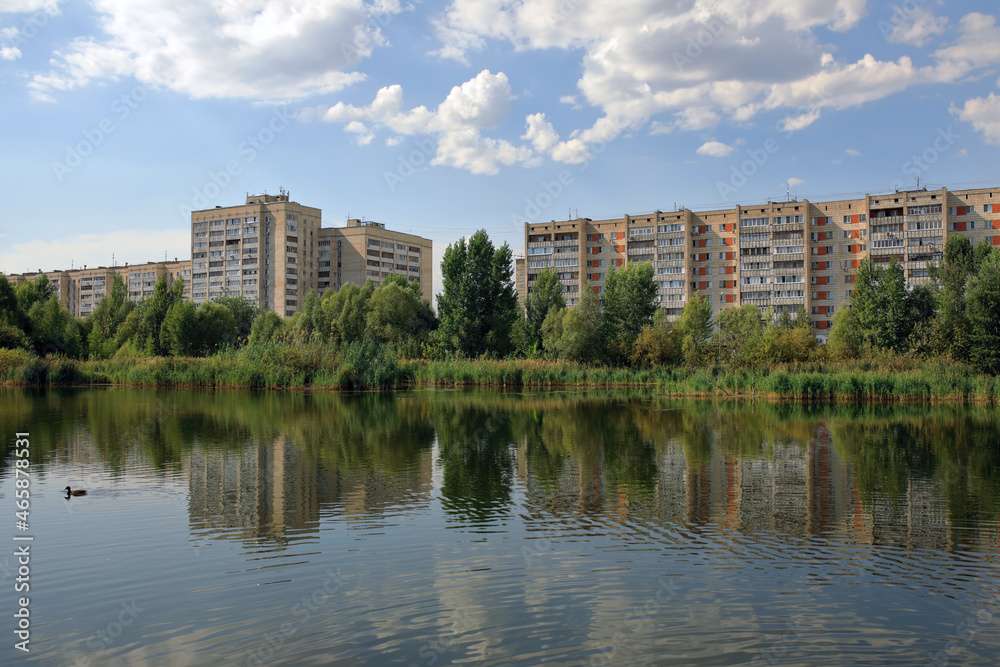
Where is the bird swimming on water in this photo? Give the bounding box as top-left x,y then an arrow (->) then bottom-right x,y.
64,486 -> 87,496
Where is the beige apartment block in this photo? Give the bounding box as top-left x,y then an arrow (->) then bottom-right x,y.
191,190 -> 322,317
319,219 -> 432,303
6,259 -> 193,319
192,192 -> 433,316
518,185 -> 1000,341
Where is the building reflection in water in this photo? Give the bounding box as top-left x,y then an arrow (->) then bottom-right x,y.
26,390 -> 996,554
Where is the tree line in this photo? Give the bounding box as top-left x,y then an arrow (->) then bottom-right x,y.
1,231 -> 999,373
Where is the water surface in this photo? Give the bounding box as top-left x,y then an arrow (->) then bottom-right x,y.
1,389 -> 998,666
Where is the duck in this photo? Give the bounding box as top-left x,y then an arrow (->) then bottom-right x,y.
64,486 -> 87,496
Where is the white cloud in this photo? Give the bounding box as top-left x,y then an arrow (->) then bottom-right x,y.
696,140 -> 734,157
0,229 -> 189,276
28,0 -> 399,102
846,148 -> 861,156
428,3 -> 1000,159
882,6 -> 947,47
955,148 -> 969,158
0,0 -> 60,14
787,177 -> 805,187
1,45 -> 21,60
322,69 -> 538,174
934,13 -> 1000,72
950,93 -> 1000,146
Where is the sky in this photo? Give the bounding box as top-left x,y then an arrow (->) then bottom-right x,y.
2,0 -> 1000,299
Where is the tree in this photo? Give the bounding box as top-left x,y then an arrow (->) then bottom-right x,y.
763,307 -> 817,362
87,274 -> 135,359
540,307 -> 565,360
553,282 -> 602,362
248,310 -> 286,346
851,258 -> 909,352
28,297 -> 83,357
321,282 -> 374,345
714,304 -> 765,366
631,309 -> 681,366
930,237 -> 993,359
521,269 -> 565,354
677,293 -> 713,366
438,230 -> 518,357
161,301 -> 199,356
195,302 -> 237,355
967,250 -> 1000,373
213,293 -> 258,345
827,307 -> 862,359
601,262 -> 658,363
366,281 -> 419,346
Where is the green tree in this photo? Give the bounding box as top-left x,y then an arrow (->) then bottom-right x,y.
195,302 -> 238,355
321,282 -> 375,345
248,310 -> 285,346
366,281 -> 419,346
930,237 -> 993,359
827,307 -> 862,359
677,293 -> 713,366
714,303 -> 765,366
28,297 -> 83,357
852,257 -> 909,351
87,274 -> 135,359
601,262 -> 657,363
438,230 -> 518,357
553,281 -> 602,362
213,293 -> 259,345
521,269 -> 565,354
763,307 -> 817,362
540,307 -> 565,359
161,300 -> 199,356
631,309 -> 681,366
967,250 -> 1000,373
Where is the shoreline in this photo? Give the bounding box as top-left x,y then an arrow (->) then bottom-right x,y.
2,352 -> 998,404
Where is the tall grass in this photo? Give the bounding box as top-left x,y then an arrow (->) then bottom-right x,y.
3,344 -> 999,403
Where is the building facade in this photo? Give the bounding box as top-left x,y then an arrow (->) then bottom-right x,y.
319,219 -> 432,302
5,260 -> 193,318
191,192 -> 432,316
517,185 -> 1000,340
3,191 -> 433,320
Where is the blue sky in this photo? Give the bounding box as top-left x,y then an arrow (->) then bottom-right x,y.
2,0 -> 1000,298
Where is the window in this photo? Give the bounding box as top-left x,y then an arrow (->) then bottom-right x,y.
985,204 -> 993,213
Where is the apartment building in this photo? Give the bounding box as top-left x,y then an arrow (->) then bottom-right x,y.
319,219 -> 432,303
191,192 -> 433,316
5,260 -> 193,318
190,190 -> 321,316
517,185 -> 1000,341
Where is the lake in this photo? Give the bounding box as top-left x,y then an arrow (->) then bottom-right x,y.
1,388 -> 999,666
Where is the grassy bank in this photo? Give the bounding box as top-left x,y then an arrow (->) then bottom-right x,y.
2,346 -> 999,403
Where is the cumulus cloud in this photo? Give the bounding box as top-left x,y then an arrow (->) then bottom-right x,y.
696,140 -> 734,157
846,148 -> 861,156
322,69 -> 537,174
429,2 -> 1000,156
1,46 -> 21,60
934,13 -> 1000,72
27,0 -> 400,102
787,177 -> 805,187
950,93 -> 1000,146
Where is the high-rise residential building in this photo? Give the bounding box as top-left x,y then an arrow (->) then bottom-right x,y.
190,190 -> 322,316
516,185 -> 1000,341
191,191 -> 433,316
